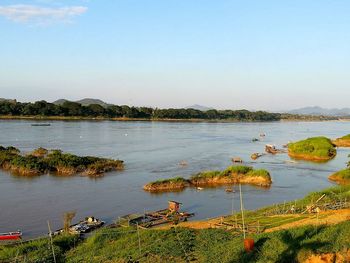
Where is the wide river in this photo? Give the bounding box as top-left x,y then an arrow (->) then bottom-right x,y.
0,120 -> 349,237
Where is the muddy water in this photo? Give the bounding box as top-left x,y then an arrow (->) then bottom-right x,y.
0,120 -> 349,237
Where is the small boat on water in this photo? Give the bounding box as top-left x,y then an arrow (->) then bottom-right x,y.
197,187 -> 204,191
251,153 -> 263,160
0,231 -> 22,241
53,216 -> 104,235
31,123 -> 51,127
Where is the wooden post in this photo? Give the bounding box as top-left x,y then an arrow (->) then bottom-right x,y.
47,221 -> 57,263
231,189 -> 235,215
136,223 -> 141,255
239,184 -> 246,239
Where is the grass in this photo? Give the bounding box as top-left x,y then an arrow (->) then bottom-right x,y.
152,177 -> 188,185
3,222 -> 347,263
0,234 -> 79,263
146,166 -> 271,189
288,136 -> 336,159
2,185 -> 350,262
246,169 -> 271,179
329,168 -> 350,184
339,134 -> 350,140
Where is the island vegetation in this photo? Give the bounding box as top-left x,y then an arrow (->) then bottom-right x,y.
0,99 -> 340,122
0,146 -> 124,177
1,185 -> 349,262
333,134 -> 350,147
143,165 -> 272,192
288,136 -> 337,162
329,155 -> 350,185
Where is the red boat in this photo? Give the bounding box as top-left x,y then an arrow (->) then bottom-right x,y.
0,231 -> 22,241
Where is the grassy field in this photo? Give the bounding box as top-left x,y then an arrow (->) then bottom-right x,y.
288,136 -> 337,161
2,221 -> 348,262
1,185 -> 349,262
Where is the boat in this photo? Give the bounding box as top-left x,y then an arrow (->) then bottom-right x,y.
225,188 -> 235,193
31,123 -> 51,127
231,157 -> 243,163
0,231 -> 22,241
251,153 -> 263,160
53,216 -> 104,235
265,144 -> 278,154
197,187 -> 204,191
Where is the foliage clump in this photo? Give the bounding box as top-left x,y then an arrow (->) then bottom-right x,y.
144,165 -> 271,192
0,145 -> 124,177
288,136 -> 336,161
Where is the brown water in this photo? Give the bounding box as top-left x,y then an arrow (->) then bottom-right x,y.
0,120 -> 349,237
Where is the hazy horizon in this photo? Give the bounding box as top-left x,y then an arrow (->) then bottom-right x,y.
1,1 -> 350,111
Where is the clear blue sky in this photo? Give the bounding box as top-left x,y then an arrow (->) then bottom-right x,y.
1,0 -> 350,110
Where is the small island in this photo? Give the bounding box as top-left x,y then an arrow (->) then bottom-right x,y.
143,165 -> 272,192
288,136 -> 337,162
333,134 -> 350,147
0,146 -> 124,177
329,169 -> 350,185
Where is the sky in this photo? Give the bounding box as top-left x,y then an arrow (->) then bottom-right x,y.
0,0 -> 350,111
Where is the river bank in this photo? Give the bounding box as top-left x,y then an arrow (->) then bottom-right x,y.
0,115 -> 345,123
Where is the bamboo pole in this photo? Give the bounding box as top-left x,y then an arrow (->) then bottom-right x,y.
239,184 -> 246,239
47,221 -> 56,263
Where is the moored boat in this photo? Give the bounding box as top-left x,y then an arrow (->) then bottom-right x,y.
0,231 -> 22,241
53,216 -> 104,235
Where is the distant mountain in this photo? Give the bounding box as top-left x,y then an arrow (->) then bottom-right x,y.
185,104 -> 213,111
288,106 -> 350,116
53,98 -> 110,108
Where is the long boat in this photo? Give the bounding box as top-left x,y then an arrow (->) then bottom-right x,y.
0,231 -> 22,241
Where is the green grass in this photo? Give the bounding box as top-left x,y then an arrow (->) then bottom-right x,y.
246,169 -> 271,179
2,185 -> 350,262
330,168 -> 350,182
0,234 -> 79,263
152,177 -> 188,185
190,170 -> 222,180
339,134 -> 350,139
221,165 -> 253,176
5,222 -> 346,263
288,136 -> 336,159
150,166 -> 267,185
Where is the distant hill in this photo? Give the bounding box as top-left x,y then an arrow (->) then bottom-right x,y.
0,98 -> 16,103
288,106 -> 350,116
53,98 -> 110,108
185,104 -> 213,111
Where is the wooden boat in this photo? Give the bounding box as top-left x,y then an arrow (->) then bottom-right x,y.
0,231 -> 22,241
53,216 -> 104,235
31,123 -> 51,127
251,153 -> 263,160
231,157 -> 243,163
265,144 -> 278,154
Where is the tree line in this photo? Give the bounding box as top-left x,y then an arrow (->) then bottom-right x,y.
0,100 -> 282,121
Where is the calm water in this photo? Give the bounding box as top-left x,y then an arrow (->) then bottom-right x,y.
0,120 -> 349,237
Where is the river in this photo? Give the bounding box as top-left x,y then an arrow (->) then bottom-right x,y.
0,120 -> 349,237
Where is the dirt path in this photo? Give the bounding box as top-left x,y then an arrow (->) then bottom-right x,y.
157,209 -> 350,232
265,208 -> 350,232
